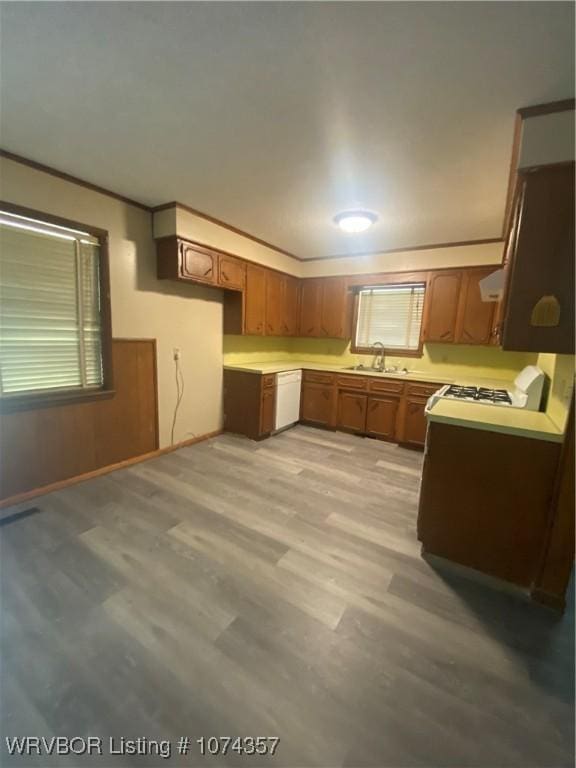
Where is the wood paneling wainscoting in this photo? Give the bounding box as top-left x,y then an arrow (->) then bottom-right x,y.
0,339 -> 159,503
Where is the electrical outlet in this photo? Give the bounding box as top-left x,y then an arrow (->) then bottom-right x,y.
173,347 -> 181,361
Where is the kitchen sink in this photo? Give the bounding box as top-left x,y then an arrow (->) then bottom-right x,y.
343,365 -> 408,376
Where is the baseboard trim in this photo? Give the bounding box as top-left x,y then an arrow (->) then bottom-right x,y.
0,429 -> 223,511
530,587 -> 566,614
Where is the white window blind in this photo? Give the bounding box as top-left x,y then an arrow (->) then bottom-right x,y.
0,211 -> 103,396
355,283 -> 426,351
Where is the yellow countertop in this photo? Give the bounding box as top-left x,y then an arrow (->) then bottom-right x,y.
223,360 -> 514,389
427,399 -> 565,443
223,360 -> 566,443
223,360 -> 450,384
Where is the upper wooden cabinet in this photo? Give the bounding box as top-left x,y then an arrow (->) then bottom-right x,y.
299,279 -> 322,337
265,270 -> 284,336
218,254 -> 245,291
455,267 -> 498,345
501,163 -> 575,354
424,267 -> 500,346
283,276 -> 300,337
244,263 -> 266,335
299,277 -> 349,339
157,236 -> 244,290
321,278 -> 348,338
424,271 -> 462,342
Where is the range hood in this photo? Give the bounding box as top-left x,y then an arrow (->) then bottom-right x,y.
479,268 -> 505,302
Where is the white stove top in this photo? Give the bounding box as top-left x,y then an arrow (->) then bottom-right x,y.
427,366 -> 546,413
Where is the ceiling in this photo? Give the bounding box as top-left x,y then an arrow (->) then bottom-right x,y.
0,2 -> 574,259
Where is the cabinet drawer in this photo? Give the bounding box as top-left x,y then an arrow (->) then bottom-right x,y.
218,255 -> 245,290
368,378 -> 405,395
337,375 -> 367,391
303,370 -> 335,385
262,374 -> 277,389
407,382 -> 445,398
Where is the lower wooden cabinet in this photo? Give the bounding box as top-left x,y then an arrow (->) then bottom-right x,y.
261,386 -> 276,435
223,370 -> 276,439
300,383 -> 334,426
401,397 -> 428,447
365,396 -> 399,441
418,421 -> 561,587
337,391 -> 367,433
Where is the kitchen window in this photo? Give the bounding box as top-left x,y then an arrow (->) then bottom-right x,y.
0,203 -> 112,408
353,282 -> 426,355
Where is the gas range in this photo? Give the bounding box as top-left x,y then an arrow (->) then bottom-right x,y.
426,365 -> 545,413
442,384 -> 513,406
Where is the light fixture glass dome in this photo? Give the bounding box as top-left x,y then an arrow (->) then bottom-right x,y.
334,210 -> 378,233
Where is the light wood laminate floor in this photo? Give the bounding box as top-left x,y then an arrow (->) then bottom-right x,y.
1,426 -> 574,767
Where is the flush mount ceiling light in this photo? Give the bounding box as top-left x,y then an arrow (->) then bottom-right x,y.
334,210 -> 378,233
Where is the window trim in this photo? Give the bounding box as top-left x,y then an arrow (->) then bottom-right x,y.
0,200 -> 114,411
350,282 -> 427,357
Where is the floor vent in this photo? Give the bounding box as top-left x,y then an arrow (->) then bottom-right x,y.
0,507 -> 41,528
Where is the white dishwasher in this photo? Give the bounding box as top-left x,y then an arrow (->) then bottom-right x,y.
274,370 -> 302,432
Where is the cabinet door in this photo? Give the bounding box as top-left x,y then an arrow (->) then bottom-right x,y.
455,268 -> 497,345
321,278 -> 348,338
283,276 -> 300,337
424,271 -> 462,342
337,391 -> 367,433
244,263 -> 266,335
402,397 -> 428,448
180,242 -> 217,284
218,255 -> 245,291
301,383 -> 333,426
265,271 -> 284,336
502,164 -> 575,354
366,396 -> 399,441
299,279 -> 323,337
260,387 -> 276,435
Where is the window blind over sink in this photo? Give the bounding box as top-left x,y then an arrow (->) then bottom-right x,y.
0,211 -> 103,396
355,283 -> 426,351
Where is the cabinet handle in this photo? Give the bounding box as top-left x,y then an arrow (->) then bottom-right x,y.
440,330 -> 451,339
355,399 -> 363,411
203,267 -> 212,277
222,271 -> 229,281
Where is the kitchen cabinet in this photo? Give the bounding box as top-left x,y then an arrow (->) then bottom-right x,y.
418,420 -> 561,588
157,236 -> 217,285
423,271 -> 462,343
365,396 -> 399,441
243,263 -> 266,335
401,397 -> 428,447
337,391 -> 367,433
261,385 -> 276,435
455,267 -> 497,345
299,278 -> 349,339
265,271 -> 284,336
218,254 -> 245,291
300,383 -> 334,426
283,276 -> 300,336
223,370 -> 276,439
321,278 -> 348,338
501,163 -> 575,354
299,279 -> 323,337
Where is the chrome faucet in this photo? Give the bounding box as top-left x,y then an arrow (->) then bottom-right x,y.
371,342 -> 386,372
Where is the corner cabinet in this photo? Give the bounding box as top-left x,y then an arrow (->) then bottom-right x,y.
423,267 -> 500,346
501,163 -> 575,354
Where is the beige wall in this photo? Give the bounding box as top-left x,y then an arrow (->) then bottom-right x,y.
1,157 -> 223,448
537,352 -> 575,431
301,241 -> 503,277
153,205 -> 303,276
